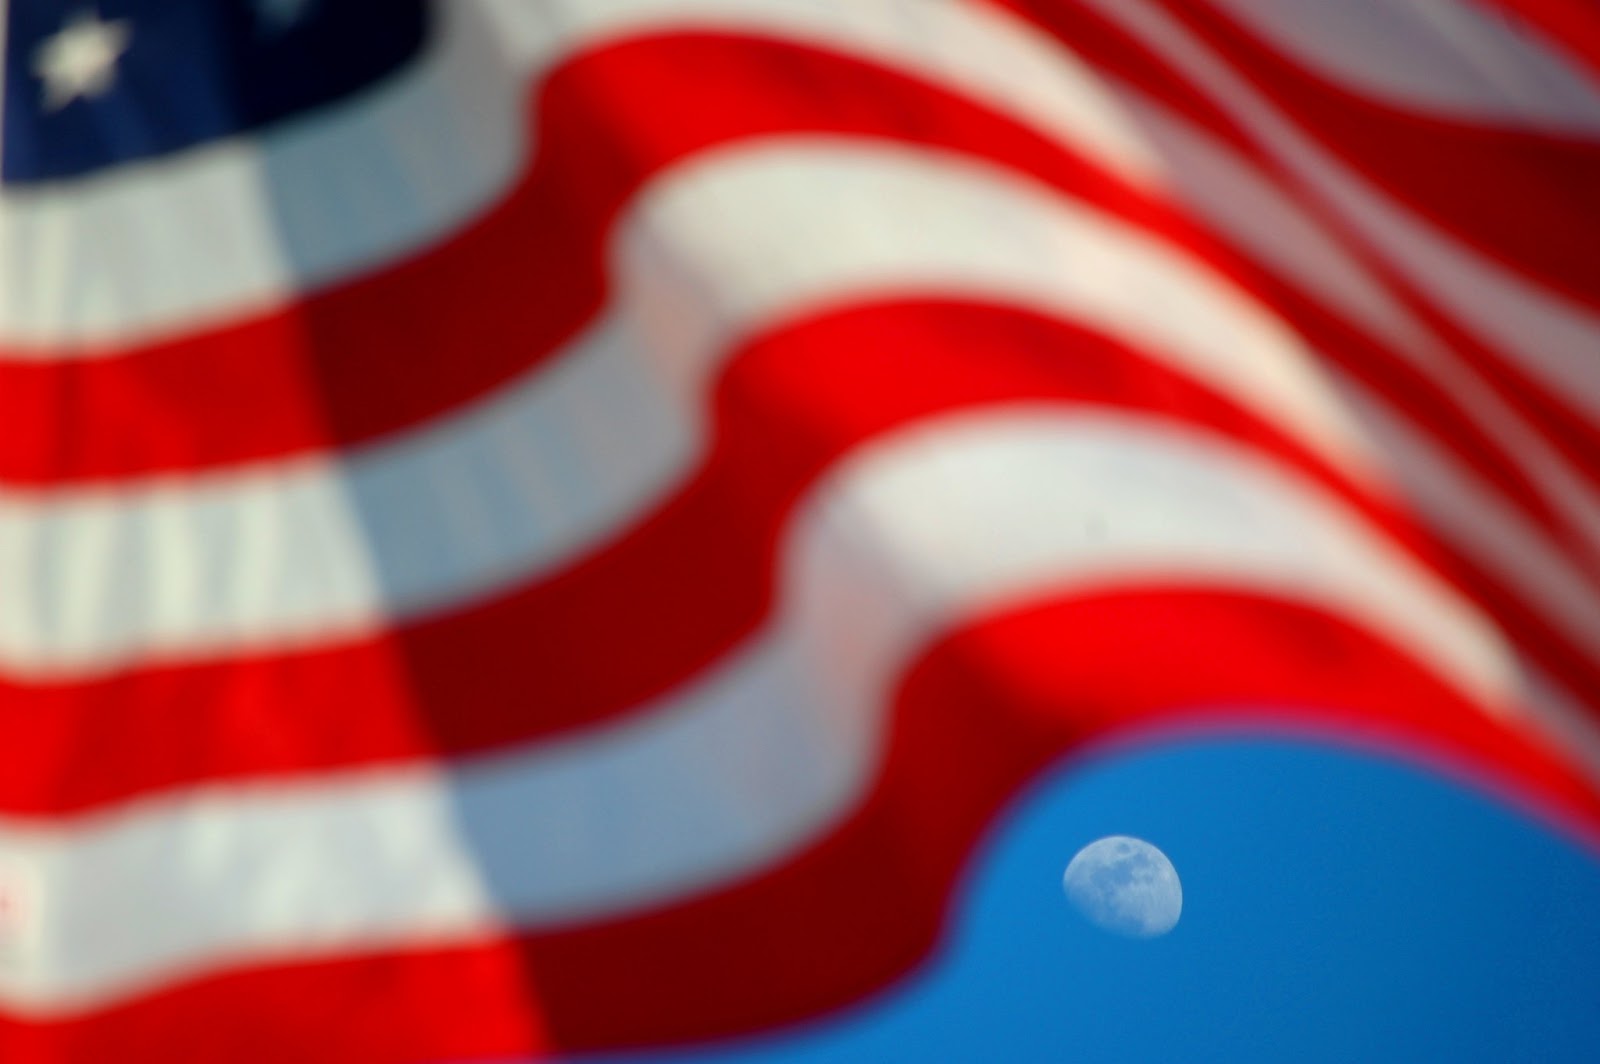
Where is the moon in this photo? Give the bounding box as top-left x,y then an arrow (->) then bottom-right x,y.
1063,836 -> 1182,938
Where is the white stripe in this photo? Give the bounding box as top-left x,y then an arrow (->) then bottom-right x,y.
1114,88 -> 1600,565
0,0 -> 1157,350
0,409 -> 1513,1013
0,140 -> 1370,678
1208,0 -> 1600,135
1083,0 -> 1600,427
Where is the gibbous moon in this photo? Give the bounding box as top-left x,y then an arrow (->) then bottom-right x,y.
1063,836 -> 1182,938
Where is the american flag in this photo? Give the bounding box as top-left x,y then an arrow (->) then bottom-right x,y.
2,0 -> 1599,1059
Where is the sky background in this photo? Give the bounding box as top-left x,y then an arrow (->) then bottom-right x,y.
568,727 -> 1600,1063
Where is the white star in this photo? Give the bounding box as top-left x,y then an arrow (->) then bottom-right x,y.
255,0 -> 317,36
32,11 -> 133,113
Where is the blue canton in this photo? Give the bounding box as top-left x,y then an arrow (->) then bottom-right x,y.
4,0 -> 429,184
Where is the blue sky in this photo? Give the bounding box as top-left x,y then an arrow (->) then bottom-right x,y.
581,729 -> 1600,1062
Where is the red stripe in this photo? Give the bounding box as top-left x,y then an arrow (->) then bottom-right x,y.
4,589 -> 1593,1061
0,300 -> 1434,814
0,940 -> 549,1064
0,31 -> 1154,484
1487,0 -> 1600,81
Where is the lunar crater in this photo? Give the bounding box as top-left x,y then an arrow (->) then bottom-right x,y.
1063,835 -> 1182,938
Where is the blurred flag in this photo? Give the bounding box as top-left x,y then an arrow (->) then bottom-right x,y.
2,0 -> 1599,1059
